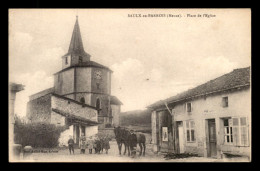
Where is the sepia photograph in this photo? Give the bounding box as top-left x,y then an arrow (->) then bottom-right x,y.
8,8 -> 251,162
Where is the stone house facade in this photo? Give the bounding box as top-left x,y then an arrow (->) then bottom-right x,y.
148,67 -> 251,159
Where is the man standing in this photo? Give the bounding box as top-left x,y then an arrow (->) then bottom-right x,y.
68,136 -> 74,155
129,130 -> 137,158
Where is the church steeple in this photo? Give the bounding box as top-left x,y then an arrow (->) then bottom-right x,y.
62,16 -> 90,69
68,16 -> 85,55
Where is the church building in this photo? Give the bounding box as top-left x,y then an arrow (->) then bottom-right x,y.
26,16 -> 122,146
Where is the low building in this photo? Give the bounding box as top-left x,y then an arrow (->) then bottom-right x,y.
27,90 -> 99,146
147,67 -> 251,159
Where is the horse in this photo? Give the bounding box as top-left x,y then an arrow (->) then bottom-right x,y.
114,126 -> 146,156
114,126 -> 131,156
136,133 -> 146,156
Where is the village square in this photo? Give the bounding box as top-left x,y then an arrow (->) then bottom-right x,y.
9,9 -> 251,162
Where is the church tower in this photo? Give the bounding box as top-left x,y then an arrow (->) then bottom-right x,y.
53,16 -> 122,128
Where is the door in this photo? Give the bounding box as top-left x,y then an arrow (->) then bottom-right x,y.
177,122 -> 184,153
208,119 -> 217,157
76,125 -> 80,145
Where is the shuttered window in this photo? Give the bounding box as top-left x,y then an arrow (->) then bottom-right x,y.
224,117 -> 249,147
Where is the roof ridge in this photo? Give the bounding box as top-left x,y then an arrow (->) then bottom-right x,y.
147,66 -> 250,108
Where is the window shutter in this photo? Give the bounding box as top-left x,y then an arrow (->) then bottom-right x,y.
232,118 -> 240,146
240,117 -> 249,146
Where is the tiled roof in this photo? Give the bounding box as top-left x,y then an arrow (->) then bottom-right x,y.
147,67 -> 250,109
52,108 -> 99,126
51,93 -> 97,110
53,60 -> 112,75
110,96 -> 123,105
29,87 -> 54,101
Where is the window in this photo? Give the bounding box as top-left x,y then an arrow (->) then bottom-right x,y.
186,102 -> 192,112
223,117 -> 249,146
224,119 -> 233,144
79,56 -> 83,63
222,97 -> 228,107
186,120 -> 195,142
96,83 -> 100,89
80,97 -> 85,104
65,57 -> 68,64
96,98 -> 101,113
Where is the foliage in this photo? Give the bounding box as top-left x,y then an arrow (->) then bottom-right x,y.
14,116 -> 66,148
120,109 -> 152,126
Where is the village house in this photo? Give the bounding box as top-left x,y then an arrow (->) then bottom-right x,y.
26,16 -> 122,146
147,67 -> 251,159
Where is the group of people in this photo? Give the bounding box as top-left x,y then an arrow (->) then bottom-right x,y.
67,133 -> 111,155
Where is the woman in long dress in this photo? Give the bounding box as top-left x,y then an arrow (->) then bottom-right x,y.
87,136 -> 94,154
103,135 -> 111,154
79,133 -> 87,154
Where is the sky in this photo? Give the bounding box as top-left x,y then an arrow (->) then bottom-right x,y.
9,9 -> 251,117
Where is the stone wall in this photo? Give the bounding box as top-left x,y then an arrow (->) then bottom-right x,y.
91,68 -> 110,95
51,95 -> 98,122
50,111 -> 66,126
91,94 -> 110,118
75,67 -> 92,92
26,94 -> 52,123
111,105 -> 120,126
54,69 -> 74,95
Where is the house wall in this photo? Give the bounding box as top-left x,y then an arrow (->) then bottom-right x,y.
111,105 -> 120,126
26,94 -> 52,123
51,95 -> 98,122
152,87 -> 251,158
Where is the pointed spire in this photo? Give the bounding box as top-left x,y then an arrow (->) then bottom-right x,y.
68,16 -> 85,54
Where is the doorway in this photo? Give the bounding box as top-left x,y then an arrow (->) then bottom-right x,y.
75,125 -> 80,145
208,119 -> 217,157
177,121 -> 184,153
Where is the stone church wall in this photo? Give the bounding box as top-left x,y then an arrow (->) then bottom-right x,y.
91,68 -> 111,95
26,94 -> 52,123
51,95 -> 98,122
111,104 -> 120,126
54,69 -> 74,95
75,67 -> 92,92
